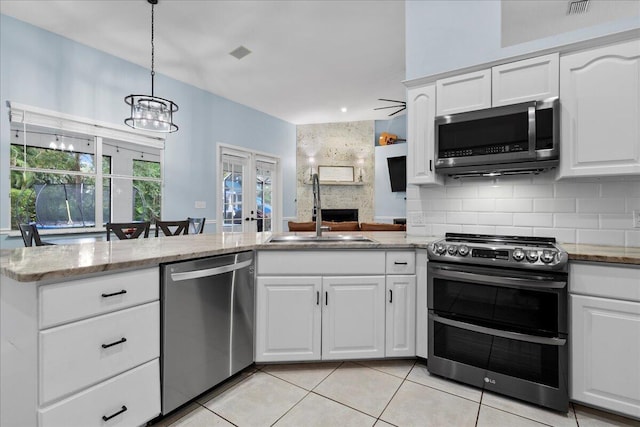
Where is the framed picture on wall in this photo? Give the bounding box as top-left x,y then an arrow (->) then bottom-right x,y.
318,166 -> 354,182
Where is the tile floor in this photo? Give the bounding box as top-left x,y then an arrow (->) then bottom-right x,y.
153,359 -> 639,427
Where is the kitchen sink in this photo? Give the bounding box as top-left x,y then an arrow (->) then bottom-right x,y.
266,235 -> 374,243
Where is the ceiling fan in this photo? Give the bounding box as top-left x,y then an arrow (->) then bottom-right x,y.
374,98 -> 406,117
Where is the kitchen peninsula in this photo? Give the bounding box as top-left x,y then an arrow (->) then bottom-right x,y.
1,233 -> 639,426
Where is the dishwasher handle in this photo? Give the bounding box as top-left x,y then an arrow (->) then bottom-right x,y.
170,259 -> 253,282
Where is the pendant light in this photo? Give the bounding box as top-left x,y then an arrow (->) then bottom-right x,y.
125,0 -> 178,133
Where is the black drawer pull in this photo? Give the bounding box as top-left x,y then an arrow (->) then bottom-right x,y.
102,290 -> 127,298
102,337 -> 127,349
394,261 -> 408,265
316,291 -> 319,305
102,405 -> 127,422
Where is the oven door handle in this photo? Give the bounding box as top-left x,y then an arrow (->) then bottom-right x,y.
432,314 -> 566,346
432,267 -> 566,289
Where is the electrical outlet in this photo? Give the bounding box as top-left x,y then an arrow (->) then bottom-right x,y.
194,201 -> 206,209
634,210 -> 640,228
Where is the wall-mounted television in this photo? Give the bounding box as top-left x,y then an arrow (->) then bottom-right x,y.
387,155 -> 406,192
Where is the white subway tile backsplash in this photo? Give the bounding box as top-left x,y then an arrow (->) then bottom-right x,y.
446,185 -> 477,198
513,184 -> 554,198
577,229 -> 625,246
555,182 -> 600,198
555,213 -> 599,229
600,182 -> 640,198
494,226 -> 533,236
625,231 -> 640,247
462,225 -> 496,234
446,211 -> 477,224
533,198 -> 576,213
534,228 -> 576,244
407,177 -> 637,247
513,213 -> 553,227
478,212 -> 513,226
463,199 -> 495,212
495,198 -> 533,212
600,214 -> 634,230
478,184 -> 513,198
577,198 -> 625,214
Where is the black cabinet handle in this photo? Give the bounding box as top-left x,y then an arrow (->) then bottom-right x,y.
430,160 -> 433,172
102,405 -> 127,422
389,289 -> 393,303
394,261 -> 408,265
316,291 -> 319,305
325,291 -> 328,306
101,337 -> 127,349
101,290 -> 127,298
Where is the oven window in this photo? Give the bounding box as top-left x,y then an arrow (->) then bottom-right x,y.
433,321 -> 560,388
432,278 -> 559,335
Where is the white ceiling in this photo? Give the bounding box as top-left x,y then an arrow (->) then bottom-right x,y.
0,0 -> 407,125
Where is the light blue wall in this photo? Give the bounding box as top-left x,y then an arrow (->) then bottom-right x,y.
0,14 -> 296,246
406,0 -> 640,79
374,116 -> 407,220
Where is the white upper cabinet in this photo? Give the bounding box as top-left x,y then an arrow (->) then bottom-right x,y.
492,53 -> 559,106
558,39 -> 640,178
436,70 -> 492,115
407,84 -> 443,185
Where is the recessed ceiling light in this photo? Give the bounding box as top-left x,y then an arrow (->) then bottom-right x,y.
229,46 -> 252,60
341,107 -> 347,113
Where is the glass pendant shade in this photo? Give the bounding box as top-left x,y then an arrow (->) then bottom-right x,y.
125,94 -> 178,133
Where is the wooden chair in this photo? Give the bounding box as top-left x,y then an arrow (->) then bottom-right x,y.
19,223 -> 55,247
155,219 -> 189,237
187,217 -> 206,234
106,221 -> 151,241
360,222 -> 406,231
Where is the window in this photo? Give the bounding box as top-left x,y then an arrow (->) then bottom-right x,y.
9,104 -> 164,231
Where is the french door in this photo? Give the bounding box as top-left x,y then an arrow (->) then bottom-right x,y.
218,145 -> 280,233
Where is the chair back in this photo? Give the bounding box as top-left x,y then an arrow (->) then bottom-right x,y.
106,222 -> 151,241
19,223 -> 54,247
155,220 -> 190,237
188,217 -> 206,234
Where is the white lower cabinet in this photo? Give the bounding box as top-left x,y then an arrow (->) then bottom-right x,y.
385,275 -> 416,357
255,275 -> 385,362
570,262 -> 640,419
255,276 -> 322,362
322,276 -> 386,360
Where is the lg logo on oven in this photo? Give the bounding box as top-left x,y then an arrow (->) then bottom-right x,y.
484,377 -> 496,384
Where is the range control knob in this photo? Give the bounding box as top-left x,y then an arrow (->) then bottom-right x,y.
458,245 -> 469,256
447,245 -> 458,255
526,250 -> 539,263
512,248 -> 525,262
541,250 -> 556,264
435,243 -> 446,255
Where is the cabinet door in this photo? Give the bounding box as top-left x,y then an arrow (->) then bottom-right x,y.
255,276 -> 321,362
559,39 -> 640,178
571,294 -> 640,419
436,69 -> 491,115
385,275 -> 416,357
407,84 -> 443,185
492,53 -> 559,106
322,276 -> 385,360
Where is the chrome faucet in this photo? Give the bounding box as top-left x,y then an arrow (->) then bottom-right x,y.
312,173 -> 323,237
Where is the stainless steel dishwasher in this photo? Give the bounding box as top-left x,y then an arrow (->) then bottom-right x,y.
160,251 -> 254,415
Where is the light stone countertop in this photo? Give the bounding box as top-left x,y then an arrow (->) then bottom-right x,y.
1,232 -> 638,283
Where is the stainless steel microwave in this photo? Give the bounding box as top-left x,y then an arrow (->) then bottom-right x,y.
434,98 -> 559,177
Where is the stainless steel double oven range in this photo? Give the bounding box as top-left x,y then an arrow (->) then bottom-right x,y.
427,233 -> 569,412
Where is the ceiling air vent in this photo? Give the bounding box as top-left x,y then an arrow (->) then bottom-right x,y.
567,0 -> 590,15
229,46 -> 252,60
